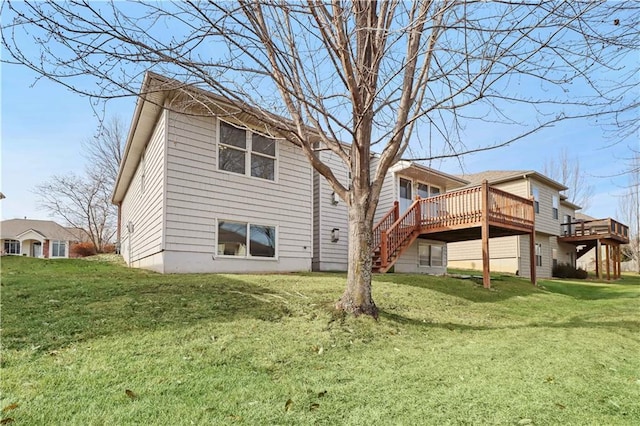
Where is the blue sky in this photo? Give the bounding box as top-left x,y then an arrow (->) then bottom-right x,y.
1,46 -> 636,223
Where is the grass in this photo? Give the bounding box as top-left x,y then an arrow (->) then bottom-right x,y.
1,257 -> 639,425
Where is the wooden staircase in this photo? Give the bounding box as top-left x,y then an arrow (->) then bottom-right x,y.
371,200 -> 424,273
371,182 -> 536,276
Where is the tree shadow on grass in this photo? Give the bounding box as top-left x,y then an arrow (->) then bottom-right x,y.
2,258 -> 293,352
374,273 -> 541,303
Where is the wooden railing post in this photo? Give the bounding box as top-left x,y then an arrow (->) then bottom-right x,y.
414,198 -> 422,229
380,230 -> 388,269
393,201 -> 400,222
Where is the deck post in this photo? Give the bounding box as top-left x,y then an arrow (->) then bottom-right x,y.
481,180 -> 491,288
595,239 -> 601,279
529,232 -> 536,285
415,198 -> 422,229
605,243 -> 611,280
393,201 -> 400,222
617,245 -> 622,279
380,230 -> 388,269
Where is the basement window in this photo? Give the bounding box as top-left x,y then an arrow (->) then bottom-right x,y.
419,243 -> 443,267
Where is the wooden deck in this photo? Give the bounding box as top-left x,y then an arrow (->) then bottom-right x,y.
558,218 -> 629,245
558,218 -> 629,280
373,180 -> 536,287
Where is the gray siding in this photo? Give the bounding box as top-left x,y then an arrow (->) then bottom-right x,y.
314,150 -> 349,271
163,111 -> 312,271
120,110 -> 166,268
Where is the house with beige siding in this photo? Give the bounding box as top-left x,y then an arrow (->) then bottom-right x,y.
112,72 -> 313,273
312,153 -> 468,274
446,171 -> 571,278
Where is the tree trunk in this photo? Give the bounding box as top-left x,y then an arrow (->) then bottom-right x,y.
335,202 -> 378,318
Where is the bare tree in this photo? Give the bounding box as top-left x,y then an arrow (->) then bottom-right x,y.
83,115 -> 127,190
3,1 -> 639,316
34,173 -> 115,252
618,153 -> 640,274
34,117 -> 126,252
543,149 -> 594,211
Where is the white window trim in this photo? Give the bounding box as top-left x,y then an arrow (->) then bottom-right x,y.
418,242 -> 444,268
3,239 -> 21,255
216,119 -> 279,183
51,240 -> 68,258
215,218 -> 279,260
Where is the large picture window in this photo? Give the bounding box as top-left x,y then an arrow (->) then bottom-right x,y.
3,239 -> 20,255
217,220 -> 276,258
418,243 -> 443,267
218,121 -> 276,181
52,240 -> 66,257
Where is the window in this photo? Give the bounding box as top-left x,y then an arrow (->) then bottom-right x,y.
563,214 -> 573,235
419,243 -> 444,267
217,220 -> 276,258
218,121 -> 276,181
535,243 -> 542,267
417,183 -> 429,199
416,183 -> 441,199
552,196 -> 559,220
52,240 -> 66,257
3,239 -> 20,255
532,187 -> 540,214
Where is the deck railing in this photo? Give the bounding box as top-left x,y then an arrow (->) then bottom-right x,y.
561,218 -> 630,243
373,181 -> 535,269
372,201 -> 399,250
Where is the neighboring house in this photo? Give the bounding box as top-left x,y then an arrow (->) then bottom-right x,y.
447,171 -> 573,278
0,219 -> 80,258
112,72 -> 313,273
313,153 -> 468,274
446,170 -> 629,279
572,212 -> 629,279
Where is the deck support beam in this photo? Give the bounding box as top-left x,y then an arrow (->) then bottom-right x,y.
529,232 -> 536,285
595,239 -> 602,279
481,180 -> 491,288
606,244 -> 611,280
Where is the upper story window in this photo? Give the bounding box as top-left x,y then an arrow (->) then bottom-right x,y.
552,196 -> 559,220
3,239 -> 20,255
218,121 -> 277,181
417,183 -> 441,198
532,186 -> 540,214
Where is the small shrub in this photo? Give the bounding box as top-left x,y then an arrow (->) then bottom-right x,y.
552,262 -> 588,279
70,242 -> 97,258
100,244 -> 116,254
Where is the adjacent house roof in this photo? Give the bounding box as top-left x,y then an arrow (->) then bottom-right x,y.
391,160 -> 469,190
458,170 -> 568,191
0,219 -> 80,241
575,212 -> 596,221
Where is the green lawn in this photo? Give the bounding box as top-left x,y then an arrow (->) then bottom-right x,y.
1,257 -> 639,425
